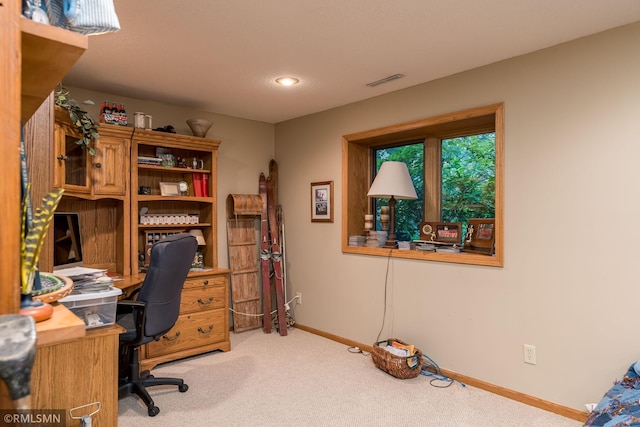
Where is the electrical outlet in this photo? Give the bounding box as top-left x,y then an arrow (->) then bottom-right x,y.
295,292 -> 302,305
523,344 -> 536,365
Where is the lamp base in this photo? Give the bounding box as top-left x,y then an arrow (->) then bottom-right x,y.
383,239 -> 397,249
383,229 -> 397,248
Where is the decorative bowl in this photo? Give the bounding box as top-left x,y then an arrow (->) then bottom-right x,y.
186,119 -> 213,138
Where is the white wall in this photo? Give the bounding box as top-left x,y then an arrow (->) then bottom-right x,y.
69,21 -> 640,412
64,86 -> 275,269
274,22 -> 640,411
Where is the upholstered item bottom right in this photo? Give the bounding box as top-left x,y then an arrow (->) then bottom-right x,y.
585,361 -> 640,426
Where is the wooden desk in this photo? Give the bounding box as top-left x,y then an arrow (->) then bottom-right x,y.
31,304 -> 122,426
112,274 -> 144,298
34,302 -> 85,345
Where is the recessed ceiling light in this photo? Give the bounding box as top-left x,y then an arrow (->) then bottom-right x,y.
276,77 -> 299,86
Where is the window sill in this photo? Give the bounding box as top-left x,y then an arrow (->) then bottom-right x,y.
342,245 -> 503,267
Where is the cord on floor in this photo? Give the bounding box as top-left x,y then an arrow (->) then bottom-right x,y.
229,294 -> 300,317
420,352 -> 466,388
347,346 -> 370,356
229,295 -> 298,331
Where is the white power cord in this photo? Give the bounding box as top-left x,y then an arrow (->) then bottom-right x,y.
229,294 -> 300,318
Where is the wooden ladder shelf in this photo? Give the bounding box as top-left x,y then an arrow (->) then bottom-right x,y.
226,195 -> 264,332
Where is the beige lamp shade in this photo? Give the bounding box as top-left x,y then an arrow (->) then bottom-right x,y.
367,161 -> 417,200
189,229 -> 206,246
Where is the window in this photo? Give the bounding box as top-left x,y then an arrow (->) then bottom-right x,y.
440,134 -> 495,227
342,103 -> 504,267
372,142 -> 424,240
372,133 -> 495,242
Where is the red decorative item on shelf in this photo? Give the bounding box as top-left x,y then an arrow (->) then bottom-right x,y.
201,174 -> 209,197
192,173 -> 203,197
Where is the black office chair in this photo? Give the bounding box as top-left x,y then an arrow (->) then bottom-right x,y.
116,233 -> 197,416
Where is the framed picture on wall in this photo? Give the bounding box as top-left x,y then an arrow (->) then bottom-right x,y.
311,181 -> 333,222
463,218 -> 495,255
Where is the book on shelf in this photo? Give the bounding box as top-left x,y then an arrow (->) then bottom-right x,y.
192,173 -> 203,197
201,173 -> 209,197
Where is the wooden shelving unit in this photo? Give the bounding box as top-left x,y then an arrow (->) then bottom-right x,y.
130,129 -> 231,370
1,0 -> 23,318
20,18 -> 88,121
2,16 -> 87,314
130,128 -> 221,272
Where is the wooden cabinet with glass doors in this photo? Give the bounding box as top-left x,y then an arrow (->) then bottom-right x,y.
51,107 -> 131,276
53,106 -> 130,199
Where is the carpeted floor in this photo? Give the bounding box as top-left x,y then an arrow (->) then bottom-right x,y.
118,328 -> 583,426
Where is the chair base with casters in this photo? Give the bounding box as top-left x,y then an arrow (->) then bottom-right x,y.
117,345 -> 188,417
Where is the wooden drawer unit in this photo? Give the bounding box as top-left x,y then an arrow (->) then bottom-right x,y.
184,274 -> 225,290
181,286 -> 225,313
146,308 -> 226,358
140,270 -> 230,371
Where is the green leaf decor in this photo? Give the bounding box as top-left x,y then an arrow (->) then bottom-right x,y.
54,86 -> 99,156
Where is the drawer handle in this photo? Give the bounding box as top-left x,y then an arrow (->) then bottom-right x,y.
197,297 -> 214,305
202,280 -> 209,286
57,154 -> 68,161
162,331 -> 181,341
198,325 -> 214,334
94,162 -> 102,168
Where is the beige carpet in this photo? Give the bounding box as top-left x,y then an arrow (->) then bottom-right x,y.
118,328 -> 583,426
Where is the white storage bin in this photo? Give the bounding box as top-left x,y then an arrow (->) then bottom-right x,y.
59,287 -> 122,329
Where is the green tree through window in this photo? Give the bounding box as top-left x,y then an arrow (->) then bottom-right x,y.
374,142 -> 424,241
374,132 -> 495,241
441,133 -> 495,228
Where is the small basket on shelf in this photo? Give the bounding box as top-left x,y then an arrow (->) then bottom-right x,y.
371,338 -> 423,379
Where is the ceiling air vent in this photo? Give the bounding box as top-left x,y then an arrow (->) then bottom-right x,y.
366,74 -> 405,87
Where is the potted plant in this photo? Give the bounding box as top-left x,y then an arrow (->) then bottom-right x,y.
54,86 -> 99,156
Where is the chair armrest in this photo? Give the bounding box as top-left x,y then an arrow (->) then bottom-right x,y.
116,299 -> 144,315
128,287 -> 141,300
117,300 -> 147,345
119,286 -> 141,302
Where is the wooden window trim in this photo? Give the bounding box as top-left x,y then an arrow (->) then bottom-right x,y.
341,103 -> 504,267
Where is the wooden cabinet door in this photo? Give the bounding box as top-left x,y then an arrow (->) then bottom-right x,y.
92,130 -> 128,196
53,121 -> 91,194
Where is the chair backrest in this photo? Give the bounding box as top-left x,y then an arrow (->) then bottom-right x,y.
136,233 -> 197,339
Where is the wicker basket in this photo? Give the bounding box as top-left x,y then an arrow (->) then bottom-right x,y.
371,338 -> 423,379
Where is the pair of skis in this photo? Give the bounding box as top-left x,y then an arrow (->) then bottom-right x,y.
259,160 -> 287,336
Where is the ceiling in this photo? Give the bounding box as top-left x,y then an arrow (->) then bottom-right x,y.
63,1 -> 640,124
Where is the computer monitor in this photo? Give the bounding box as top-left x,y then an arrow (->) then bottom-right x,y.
53,212 -> 84,271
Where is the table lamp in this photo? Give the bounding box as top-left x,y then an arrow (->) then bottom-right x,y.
367,161 -> 417,248
189,229 -> 206,246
